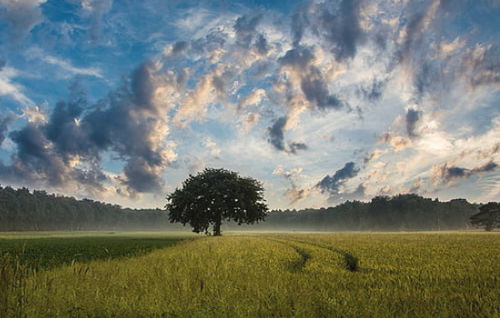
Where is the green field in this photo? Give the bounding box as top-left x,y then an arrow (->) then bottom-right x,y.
1,232 -> 499,317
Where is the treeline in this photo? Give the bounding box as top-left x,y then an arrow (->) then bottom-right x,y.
0,186 -> 180,231
0,186 -> 482,232
246,194 -> 479,231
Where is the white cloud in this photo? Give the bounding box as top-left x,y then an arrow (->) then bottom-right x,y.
42,55 -> 103,78
0,66 -> 35,106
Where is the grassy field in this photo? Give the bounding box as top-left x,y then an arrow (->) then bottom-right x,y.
1,232 -> 499,317
0,232 -> 193,269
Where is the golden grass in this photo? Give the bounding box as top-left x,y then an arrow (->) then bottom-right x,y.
1,232 -> 499,317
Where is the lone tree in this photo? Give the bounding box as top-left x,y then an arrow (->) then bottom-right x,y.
166,168 -> 268,236
470,202 -> 500,231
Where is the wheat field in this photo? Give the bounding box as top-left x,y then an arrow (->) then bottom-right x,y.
1,232 -> 499,317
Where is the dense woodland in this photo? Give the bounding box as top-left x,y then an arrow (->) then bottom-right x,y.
0,186 -> 178,231
0,186 -> 482,232
252,195 -> 479,231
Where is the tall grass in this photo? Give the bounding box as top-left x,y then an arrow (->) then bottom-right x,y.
0,233 -> 498,317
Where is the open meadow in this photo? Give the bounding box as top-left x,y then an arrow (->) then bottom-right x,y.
1,232 -> 499,317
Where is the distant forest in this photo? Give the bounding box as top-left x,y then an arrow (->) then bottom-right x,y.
0,186 -> 177,231
0,186 -> 483,232
251,195 -> 479,231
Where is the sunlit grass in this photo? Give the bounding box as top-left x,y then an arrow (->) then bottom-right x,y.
1,232 -> 499,317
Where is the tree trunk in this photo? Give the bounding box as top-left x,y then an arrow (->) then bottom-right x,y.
213,215 -> 222,236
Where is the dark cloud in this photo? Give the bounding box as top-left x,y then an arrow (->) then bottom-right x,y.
464,45 -> 500,89
171,41 -> 189,55
44,85 -> 97,161
396,12 -> 426,66
432,161 -> 498,184
121,157 -> 163,193
268,116 -> 287,152
190,29 -> 227,55
78,61 -> 179,194
0,0 -> 45,40
267,117 -> 308,154
406,108 -> 422,138
301,67 -> 343,110
9,124 -> 68,186
288,142 -> 308,154
291,4 -> 310,47
0,114 -> 14,147
280,46 -> 344,111
316,162 -> 360,197
358,79 -> 387,102
234,13 -> 262,49
0,59 -> 5,70
279,46 -> 314,69
0,62 -> 179,196
317,0 -> 364,61
255,34 -> 269,55
211,67 -> 236,96
289,0 -> 364,61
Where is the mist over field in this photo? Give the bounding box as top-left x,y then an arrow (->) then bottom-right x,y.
0,0 -> 498,211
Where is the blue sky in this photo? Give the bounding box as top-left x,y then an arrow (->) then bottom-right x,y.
0,0 -> 499,209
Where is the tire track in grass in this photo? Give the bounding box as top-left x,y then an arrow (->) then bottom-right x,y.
271,237 -> 359,272
264,238 -> 311,272
288,238 -> 359,272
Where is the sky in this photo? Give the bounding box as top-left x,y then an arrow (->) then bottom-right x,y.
0,0 -> 499,210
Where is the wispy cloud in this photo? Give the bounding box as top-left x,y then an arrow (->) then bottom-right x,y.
0,66 -> 35,106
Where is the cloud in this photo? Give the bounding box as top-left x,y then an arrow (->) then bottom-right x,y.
300,67 -> 343,110
238,88 -> 266,110
0,66 -> 36,106
267,116 -> 308,154
170,41 -> 189,55
239,112 -> 261,133
431,161 -> 498,185
81,0 -> 113,42
0,0 -> 47,40
173,71 -> 216,127
268,116 -> 287,152
21,105 -> 47,123
1,61 -> 179,196
378,132 -> 411,152
461,44 -> 500,90
317,0 -> 364,61
288,142 -> 308,154
279,46 -> 314,69
8,123 -> 70,186
278,46 -> 345,111
289,0 -> 364,61
406,108 -> 422,138
0,113 -> 14,147
234,13 -> 262,49
203,137 -> 221,157
364,149 -> 389,163
41,55 -> 103,78
273,165 -> 309,203
358,79 -> 387,102
316,162 -> 360,199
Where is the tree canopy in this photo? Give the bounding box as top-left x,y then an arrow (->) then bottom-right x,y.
470,202 -> 500,231
165,168 -> 268,235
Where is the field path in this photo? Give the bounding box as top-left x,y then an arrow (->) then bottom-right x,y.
264,237 -> 359,273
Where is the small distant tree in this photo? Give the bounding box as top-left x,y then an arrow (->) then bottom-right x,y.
165,168 -> 268,236
470,202 -> 500,231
